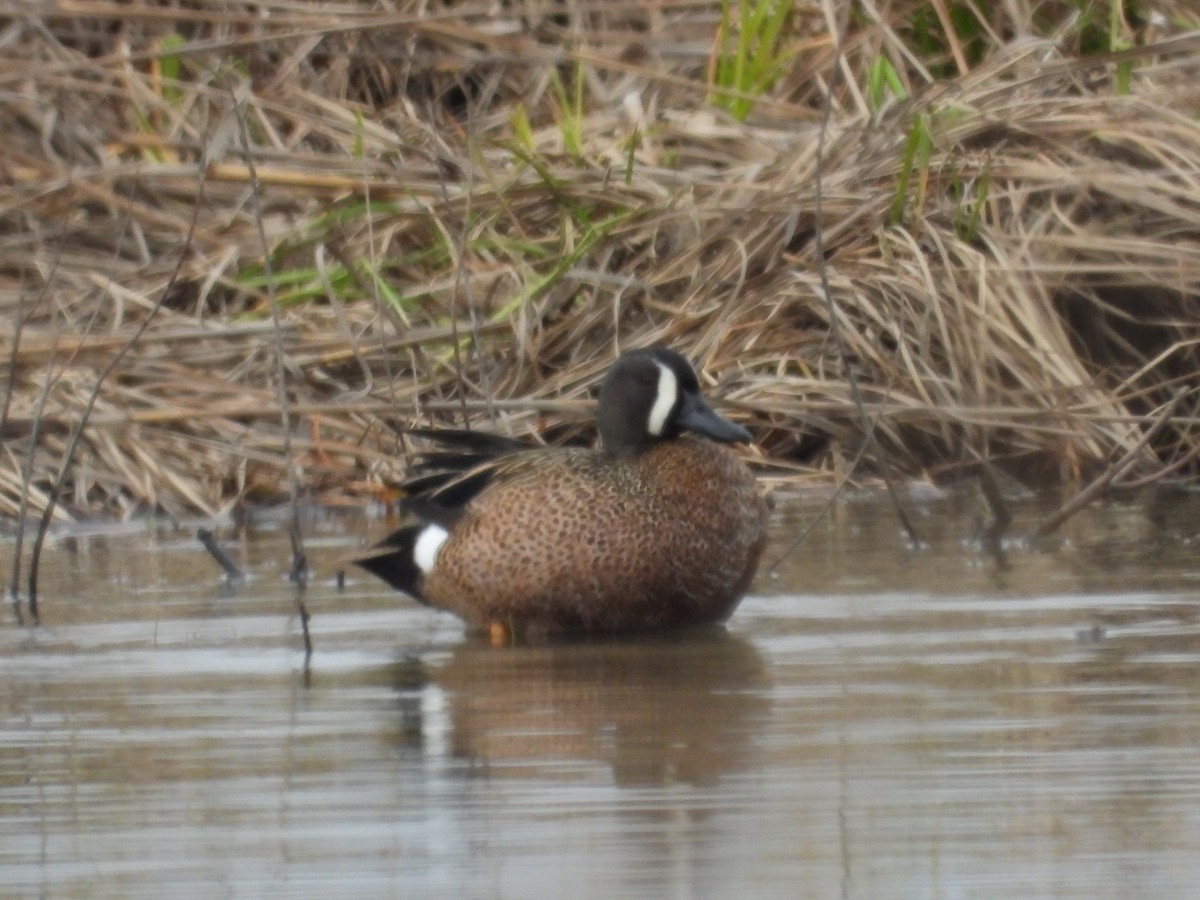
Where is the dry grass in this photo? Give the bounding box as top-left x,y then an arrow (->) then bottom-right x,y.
3,1 -> 1200,521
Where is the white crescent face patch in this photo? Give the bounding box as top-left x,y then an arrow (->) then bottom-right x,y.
413,524 -> 449,574
646,362 -> 679,437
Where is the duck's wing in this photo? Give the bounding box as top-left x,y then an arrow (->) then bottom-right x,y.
400,428 -> 540,527
352,434 -> 566,594
406,427 -> 530,456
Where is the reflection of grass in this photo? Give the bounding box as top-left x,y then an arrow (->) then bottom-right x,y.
710,0 -> 794,121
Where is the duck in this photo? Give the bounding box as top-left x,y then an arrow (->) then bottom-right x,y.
354,346 -> 769,639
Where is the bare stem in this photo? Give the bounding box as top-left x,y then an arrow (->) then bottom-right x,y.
230,80 -> 308,585
26,127 -> 209,618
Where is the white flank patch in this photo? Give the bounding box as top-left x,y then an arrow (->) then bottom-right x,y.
647,362 -> 679,436
413,524 -> 449,574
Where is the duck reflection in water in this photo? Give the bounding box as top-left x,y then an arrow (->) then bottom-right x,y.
385,628 -> 768,788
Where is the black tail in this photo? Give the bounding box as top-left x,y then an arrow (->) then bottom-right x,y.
353,525 -> 429,603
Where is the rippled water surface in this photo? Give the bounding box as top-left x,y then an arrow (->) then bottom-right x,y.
4,489 -> 1200,898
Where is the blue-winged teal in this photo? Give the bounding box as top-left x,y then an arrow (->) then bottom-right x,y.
355,347 -> 769,638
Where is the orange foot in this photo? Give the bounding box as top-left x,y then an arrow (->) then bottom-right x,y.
488,621 -> 510,647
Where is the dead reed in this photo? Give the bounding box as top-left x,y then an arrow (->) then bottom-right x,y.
2,2 -> 1200,523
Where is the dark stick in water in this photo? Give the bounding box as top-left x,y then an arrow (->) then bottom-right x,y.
198,527 -> 245,583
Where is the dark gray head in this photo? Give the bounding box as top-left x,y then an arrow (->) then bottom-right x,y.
597,347 -> 752,456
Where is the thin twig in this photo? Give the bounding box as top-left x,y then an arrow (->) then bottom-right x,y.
27,200 -> 204,618
8,249 -> 62,611
197,527 -> 245,582
766,439 -> 871,573
230,80 -> 308,585
294,589 -> 313,665
810,0 -> 922,546
288,527 -> 308,588
972,459 -> 1012,547
0,288 -> 29,441
431,87 -> 493,431
1032,393 -> 1183,539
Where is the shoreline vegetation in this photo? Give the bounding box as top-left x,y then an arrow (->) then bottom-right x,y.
3,3 -> 1200,527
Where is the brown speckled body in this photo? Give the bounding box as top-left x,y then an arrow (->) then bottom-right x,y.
423,437 -> 768,636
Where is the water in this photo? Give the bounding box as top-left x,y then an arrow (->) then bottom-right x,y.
3,488 -> 1200,898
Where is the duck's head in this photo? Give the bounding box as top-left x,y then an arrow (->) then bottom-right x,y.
597,347 -> 752,456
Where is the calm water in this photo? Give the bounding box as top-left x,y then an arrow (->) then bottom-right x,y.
3,488 -> 1200,898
